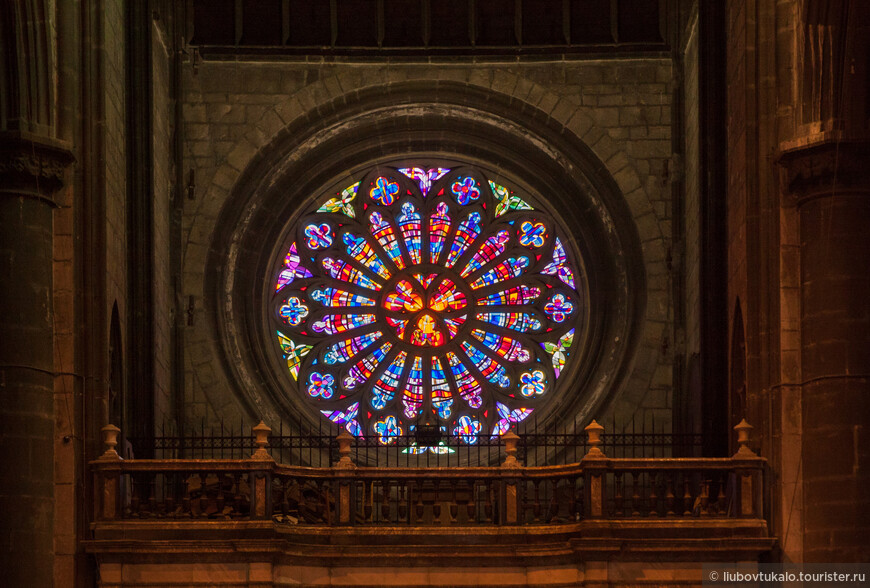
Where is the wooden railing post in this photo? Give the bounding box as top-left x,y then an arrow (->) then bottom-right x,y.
94,425 -> 123,520
581,420 -> 607,518
335,430 -> 355,524
501,431 -> 521,523
251,421 -> 272,461
335,430 -> 354,469
732,419 -> 759,517
250,421 -> 273,519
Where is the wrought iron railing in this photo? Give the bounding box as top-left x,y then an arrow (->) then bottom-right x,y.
131,415 -> 703,467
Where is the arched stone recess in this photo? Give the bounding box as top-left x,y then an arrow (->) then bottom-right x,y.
187,80 -> 667,432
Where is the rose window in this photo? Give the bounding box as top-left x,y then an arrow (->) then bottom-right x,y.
271,164 -> 583,447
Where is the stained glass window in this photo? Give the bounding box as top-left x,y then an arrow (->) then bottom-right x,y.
271,164 -> 583,445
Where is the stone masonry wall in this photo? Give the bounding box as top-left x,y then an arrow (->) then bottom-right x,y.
180,58 -> 677,436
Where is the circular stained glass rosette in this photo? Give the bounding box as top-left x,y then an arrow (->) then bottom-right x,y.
271,165 -> 583,446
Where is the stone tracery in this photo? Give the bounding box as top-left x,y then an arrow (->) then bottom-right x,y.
270,164 -> 585,446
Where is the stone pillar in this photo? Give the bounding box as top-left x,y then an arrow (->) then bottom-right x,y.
0,134 -> 72,588
780,141 -> 870,562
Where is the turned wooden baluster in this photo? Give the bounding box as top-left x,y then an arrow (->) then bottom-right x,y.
227,474 -> 237,515
200,474 -> 211,518
398,483 -> 408,522
483,481 -> 493,523
648,472 -> 658,517
415,480 -> 424,522
432,480 -> 442,522
574,479 -> 584,520
380,479 -> 390,522
128,476 -> 140,518
614,472 -> 624,517
532,480 -> 542,522
181,474 -> 192,516
682,476 -> 692,516
665,473 -> 675,516
321,480 -> 331,525
631,472 -> 641,516
547,480 -> 559,522
164,475 -> 175,518
449,480 -> 458,524
279,479 -> 289,517
314,480 -> 329,523
700,478 -> 711,517
147,478 -> 157,518
364,481 -> 373,522
215,475 -> 226,515
200,474 -> 210,517
240,474 -> 252,516
466,480 -> 476,522
568,479 -> 577,519
717,474 -> 727,516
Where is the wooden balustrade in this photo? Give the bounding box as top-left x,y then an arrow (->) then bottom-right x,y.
91,420 -> 766,526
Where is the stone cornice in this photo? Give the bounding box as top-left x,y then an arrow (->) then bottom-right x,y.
0,131 -> 75,203
777,138 -> 870,205
85,518 -> 774,566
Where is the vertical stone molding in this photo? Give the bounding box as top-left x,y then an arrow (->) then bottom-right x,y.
0,134 -> 73,588
779,139 -> 870,562
0,0 -> 56,136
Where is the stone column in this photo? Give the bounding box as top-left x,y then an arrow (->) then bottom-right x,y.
780,140 -> 870,562
0,134 -> 73,588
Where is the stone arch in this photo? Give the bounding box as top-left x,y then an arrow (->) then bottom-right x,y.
187,73 -> 660,251
190,81 -> 659,433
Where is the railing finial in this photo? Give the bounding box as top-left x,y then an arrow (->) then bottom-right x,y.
502,431 -> 521,468
335,429 -> 355,469
583,419 -> 606,459
251,420 -> 273,460
733,419 -> 757,457
98,424 -> 123,460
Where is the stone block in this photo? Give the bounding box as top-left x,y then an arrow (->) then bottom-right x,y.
629,126 -> 649,139
244,104 -> 268,124
322,74 -> 343,99
468,67 -> 493,89
293,87 -> 318,114
183,103 -> 207,123
566,67 -> 603,85
491,72 -> 519,97
225,139 -> 258,172
594,106 -> 620,127
612,164 -> 642,194
206,103 -> 245,124
597,93 -> 623,106
525,82 -> 547,107
512,76 -> 535,101
185,123 -> 209,141
537,92 -> 559,115
551,98 -> 577,125
591,133 -> 619,164
581,83 -> 620,95
609,126 -> 629,140
274,97 -> 305,125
